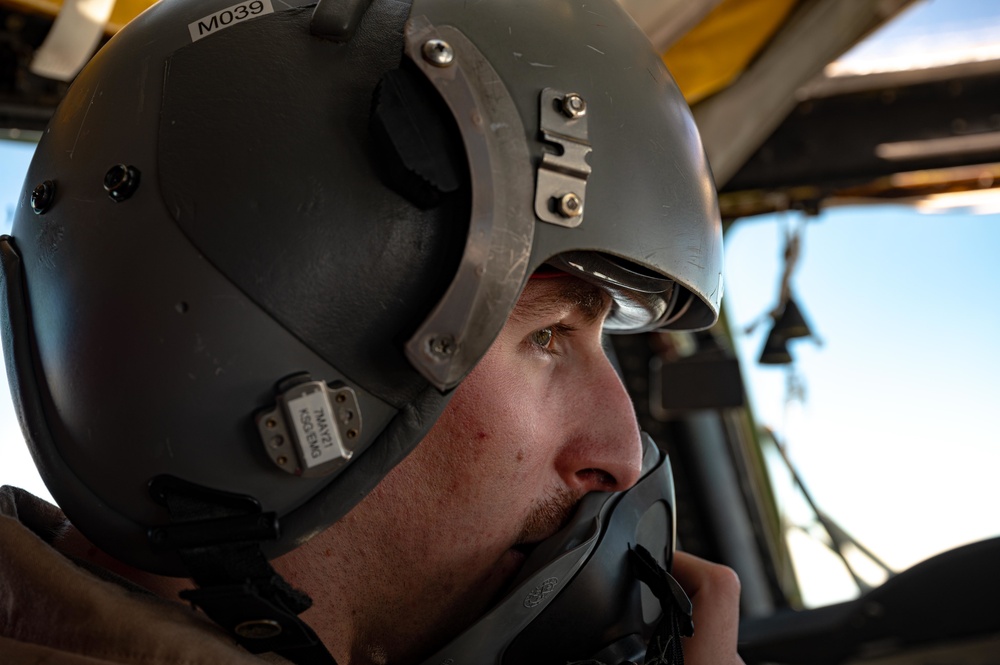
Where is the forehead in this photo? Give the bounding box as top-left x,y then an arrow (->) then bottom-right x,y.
510,276 -> 611,324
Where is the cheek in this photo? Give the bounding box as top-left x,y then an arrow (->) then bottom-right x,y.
439,350 -> 531,447
380,341 -> 562,521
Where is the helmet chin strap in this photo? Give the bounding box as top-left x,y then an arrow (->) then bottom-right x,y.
147,475 -> 338,665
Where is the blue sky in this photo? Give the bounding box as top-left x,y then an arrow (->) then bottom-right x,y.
1,140 -> 34,229
725,204 -> 1000,604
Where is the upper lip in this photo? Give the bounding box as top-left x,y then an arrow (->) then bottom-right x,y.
512,505 -> 580,554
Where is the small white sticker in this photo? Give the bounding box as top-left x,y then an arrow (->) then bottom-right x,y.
188,0 -> 275,42
288,389 -> 348,469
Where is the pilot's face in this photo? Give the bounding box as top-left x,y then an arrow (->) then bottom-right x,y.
291,275 -> 643,664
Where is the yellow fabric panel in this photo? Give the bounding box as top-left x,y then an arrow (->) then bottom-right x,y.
108,0 -> 159,33
3,0 -> 158,34
663,0 -> 798,104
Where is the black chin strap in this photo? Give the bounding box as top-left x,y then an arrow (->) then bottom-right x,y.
148,476 -> 338,665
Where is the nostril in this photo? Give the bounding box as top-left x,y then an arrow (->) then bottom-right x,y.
577,468 -> 617,490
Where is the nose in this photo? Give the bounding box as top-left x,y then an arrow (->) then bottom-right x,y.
555,345 -> 643,494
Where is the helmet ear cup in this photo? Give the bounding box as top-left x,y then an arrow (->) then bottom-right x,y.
370,64 -> 468,208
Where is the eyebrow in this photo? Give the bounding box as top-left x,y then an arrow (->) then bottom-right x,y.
511,278 -> 611,325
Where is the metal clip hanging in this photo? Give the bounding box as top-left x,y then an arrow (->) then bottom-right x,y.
535,88 -> 593,228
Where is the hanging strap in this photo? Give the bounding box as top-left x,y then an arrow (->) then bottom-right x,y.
630,545 -> 694,665
148,476 -> 338,665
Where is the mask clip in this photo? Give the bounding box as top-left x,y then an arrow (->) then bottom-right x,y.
535,88 -> 593,228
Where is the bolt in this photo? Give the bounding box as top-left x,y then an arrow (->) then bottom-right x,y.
560,93 -> 587,119
104,164 -> 141,202
556,192 -> 583,218
422,39 -> 454,67
30,180 -> 56,215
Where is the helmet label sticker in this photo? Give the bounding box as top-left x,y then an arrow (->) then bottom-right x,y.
188,0 -> 274,43
287,388 -> 348,469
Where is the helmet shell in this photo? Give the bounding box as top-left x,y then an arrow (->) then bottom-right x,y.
5,0 -> 721,574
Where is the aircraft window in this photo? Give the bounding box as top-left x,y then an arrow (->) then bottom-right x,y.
827,0 -> 1000,77
724,204 -> 1000,608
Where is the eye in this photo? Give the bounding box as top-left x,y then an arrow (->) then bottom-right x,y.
530,327 -> 554,349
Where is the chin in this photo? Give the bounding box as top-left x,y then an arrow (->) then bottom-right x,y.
485,547 -> 528,607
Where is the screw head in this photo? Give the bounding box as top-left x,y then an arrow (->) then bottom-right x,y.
428,334 -> 457,357
556,192 -> 583,218
422,39 -> 455,67
560,93 -> 587,119
104,164 -> 141,202
30,180 -> 55,215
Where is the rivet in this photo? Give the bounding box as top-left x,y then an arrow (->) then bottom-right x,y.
335,393 -> 347,403
234,619 -> 283,639
104,164 -> 141,202
346,429 -> 358,439
30,180 -> 56,215
556,192 -> 583,218
422,39 -> 454,67
276,455 -> 288,465
269,436 -> 284,449
560,93 -> 587,119
265,418 -> 277,429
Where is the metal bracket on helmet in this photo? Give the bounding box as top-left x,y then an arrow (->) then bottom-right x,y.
255,374 -> 363,478
534,88 -> 593,228
402,16 -> 535,392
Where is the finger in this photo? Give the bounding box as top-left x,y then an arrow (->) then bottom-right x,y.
671,551 -> 746,665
